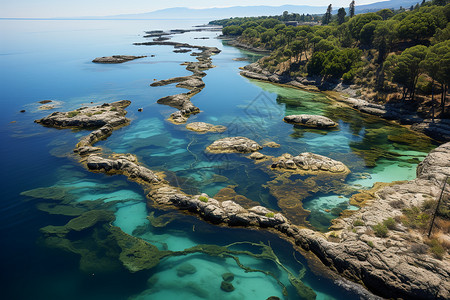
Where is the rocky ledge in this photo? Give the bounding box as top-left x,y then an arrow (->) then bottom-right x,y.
185,122 -> 227,133
284,114 -> 337,129
299,141 -> 450,299
138,41 -> 221,124
35,100 -> 131,129
206,137 -> 262,153
92,55 -> 146,63
271,153 -> 350,174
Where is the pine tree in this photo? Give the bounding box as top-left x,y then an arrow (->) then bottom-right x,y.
349,0 -> 355,18
337,7 -> 347,24
322,4 -> 333,25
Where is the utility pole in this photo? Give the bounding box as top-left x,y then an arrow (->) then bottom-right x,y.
428,175 -> 449,237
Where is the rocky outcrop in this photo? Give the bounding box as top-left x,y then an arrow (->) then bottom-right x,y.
92,55 -> 146,63
185,122 -> 227,133
290,141 -> 450,299
86,154 -> 162,185
35,100 -> 131,129
138,41 -> 221,124
411,119 -> 450,142
206,137 -> 262,153
284,114 -> 337,128
271,153 -> 349,174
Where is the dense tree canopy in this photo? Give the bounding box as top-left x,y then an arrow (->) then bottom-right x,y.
211,1 -> 449,110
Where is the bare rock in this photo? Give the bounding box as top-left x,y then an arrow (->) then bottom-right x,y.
186,122 -> 226,133
272,152 -> 349,174
249,152 -> 265,160
284,114 -> 337,128
206,137 -> 262,153
92,55 -> 146,63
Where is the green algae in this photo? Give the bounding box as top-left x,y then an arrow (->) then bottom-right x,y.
36,202 -> 87,216
21,186 -> 76,203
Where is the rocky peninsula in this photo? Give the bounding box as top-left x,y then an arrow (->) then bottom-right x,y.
135,41 -> 221,124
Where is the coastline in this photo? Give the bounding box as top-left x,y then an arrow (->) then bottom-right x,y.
238,60 -> 450,142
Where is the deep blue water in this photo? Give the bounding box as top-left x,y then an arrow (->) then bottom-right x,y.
0,19 -> 437,299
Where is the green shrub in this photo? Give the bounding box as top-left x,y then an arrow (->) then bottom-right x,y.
383,217 -> 396,230
110,107 -> 117,111
353,219 -> 364,226
428,239 -> 445,260
198,196 -> 208,203
402,206 -> 431,229
367,241 -> 374,248
94,111 -> 103,115
265,212 -> 275,218
67,111 -> 80,118
372,223 -> 388,237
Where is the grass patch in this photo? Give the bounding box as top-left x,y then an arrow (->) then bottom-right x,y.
198,196 -> 208,203
401,206 -> 431,230
367,241 -> 374,248
383,217 -> 396,230
265,212 -> 275,218
110,107 -> 117,111
372,223 -> 388,238
427,239 -> 445,260
353,219 -> 364,227
94,111 -> 103,115
67,111 -> 80,118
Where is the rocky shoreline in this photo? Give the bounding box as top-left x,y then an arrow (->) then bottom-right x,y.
241,62 -> 450,142
35,99 -> 449,299
135,41 -> 221,124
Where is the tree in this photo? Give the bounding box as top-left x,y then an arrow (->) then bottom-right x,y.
360,20 -> 381,46
421,41 -> 450,114
397,12 -> 438,42
349,0 -> 356,18
322,4 -> 332,25
376,9 -> 393,20
347,13 -> 382,39
373,20 -> 398,63
384,45 -> 428,100
337,7 -> 347,24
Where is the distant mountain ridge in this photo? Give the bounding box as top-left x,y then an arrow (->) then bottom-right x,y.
95,0 -> 422,20
0,0 -> 423,20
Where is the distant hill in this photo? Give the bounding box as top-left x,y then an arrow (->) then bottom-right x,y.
92,0 -> 422,20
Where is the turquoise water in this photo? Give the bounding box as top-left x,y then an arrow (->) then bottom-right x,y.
0,19 -> 437,299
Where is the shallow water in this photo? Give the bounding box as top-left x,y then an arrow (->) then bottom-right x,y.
0,19 -> 438,299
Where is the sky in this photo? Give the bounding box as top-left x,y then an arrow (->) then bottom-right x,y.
0,0 -> 383,18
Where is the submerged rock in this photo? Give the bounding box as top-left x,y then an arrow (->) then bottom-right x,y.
92,55 -> 146,63
222,272 -> 234,282
220,281 -> 235,292
186,122 -> 226,133
271,152 -> 349,174
206,137 -> 262,153
176,263 -> 197,277
284,114 -> 337,129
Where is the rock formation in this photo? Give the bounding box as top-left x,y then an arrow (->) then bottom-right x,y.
136,41 -> 221,124
284,114 -> 337,129
92,55 -> 146,63
185,122 -> 226,133
206,137 -> 262,153
271,152 -> 350,174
